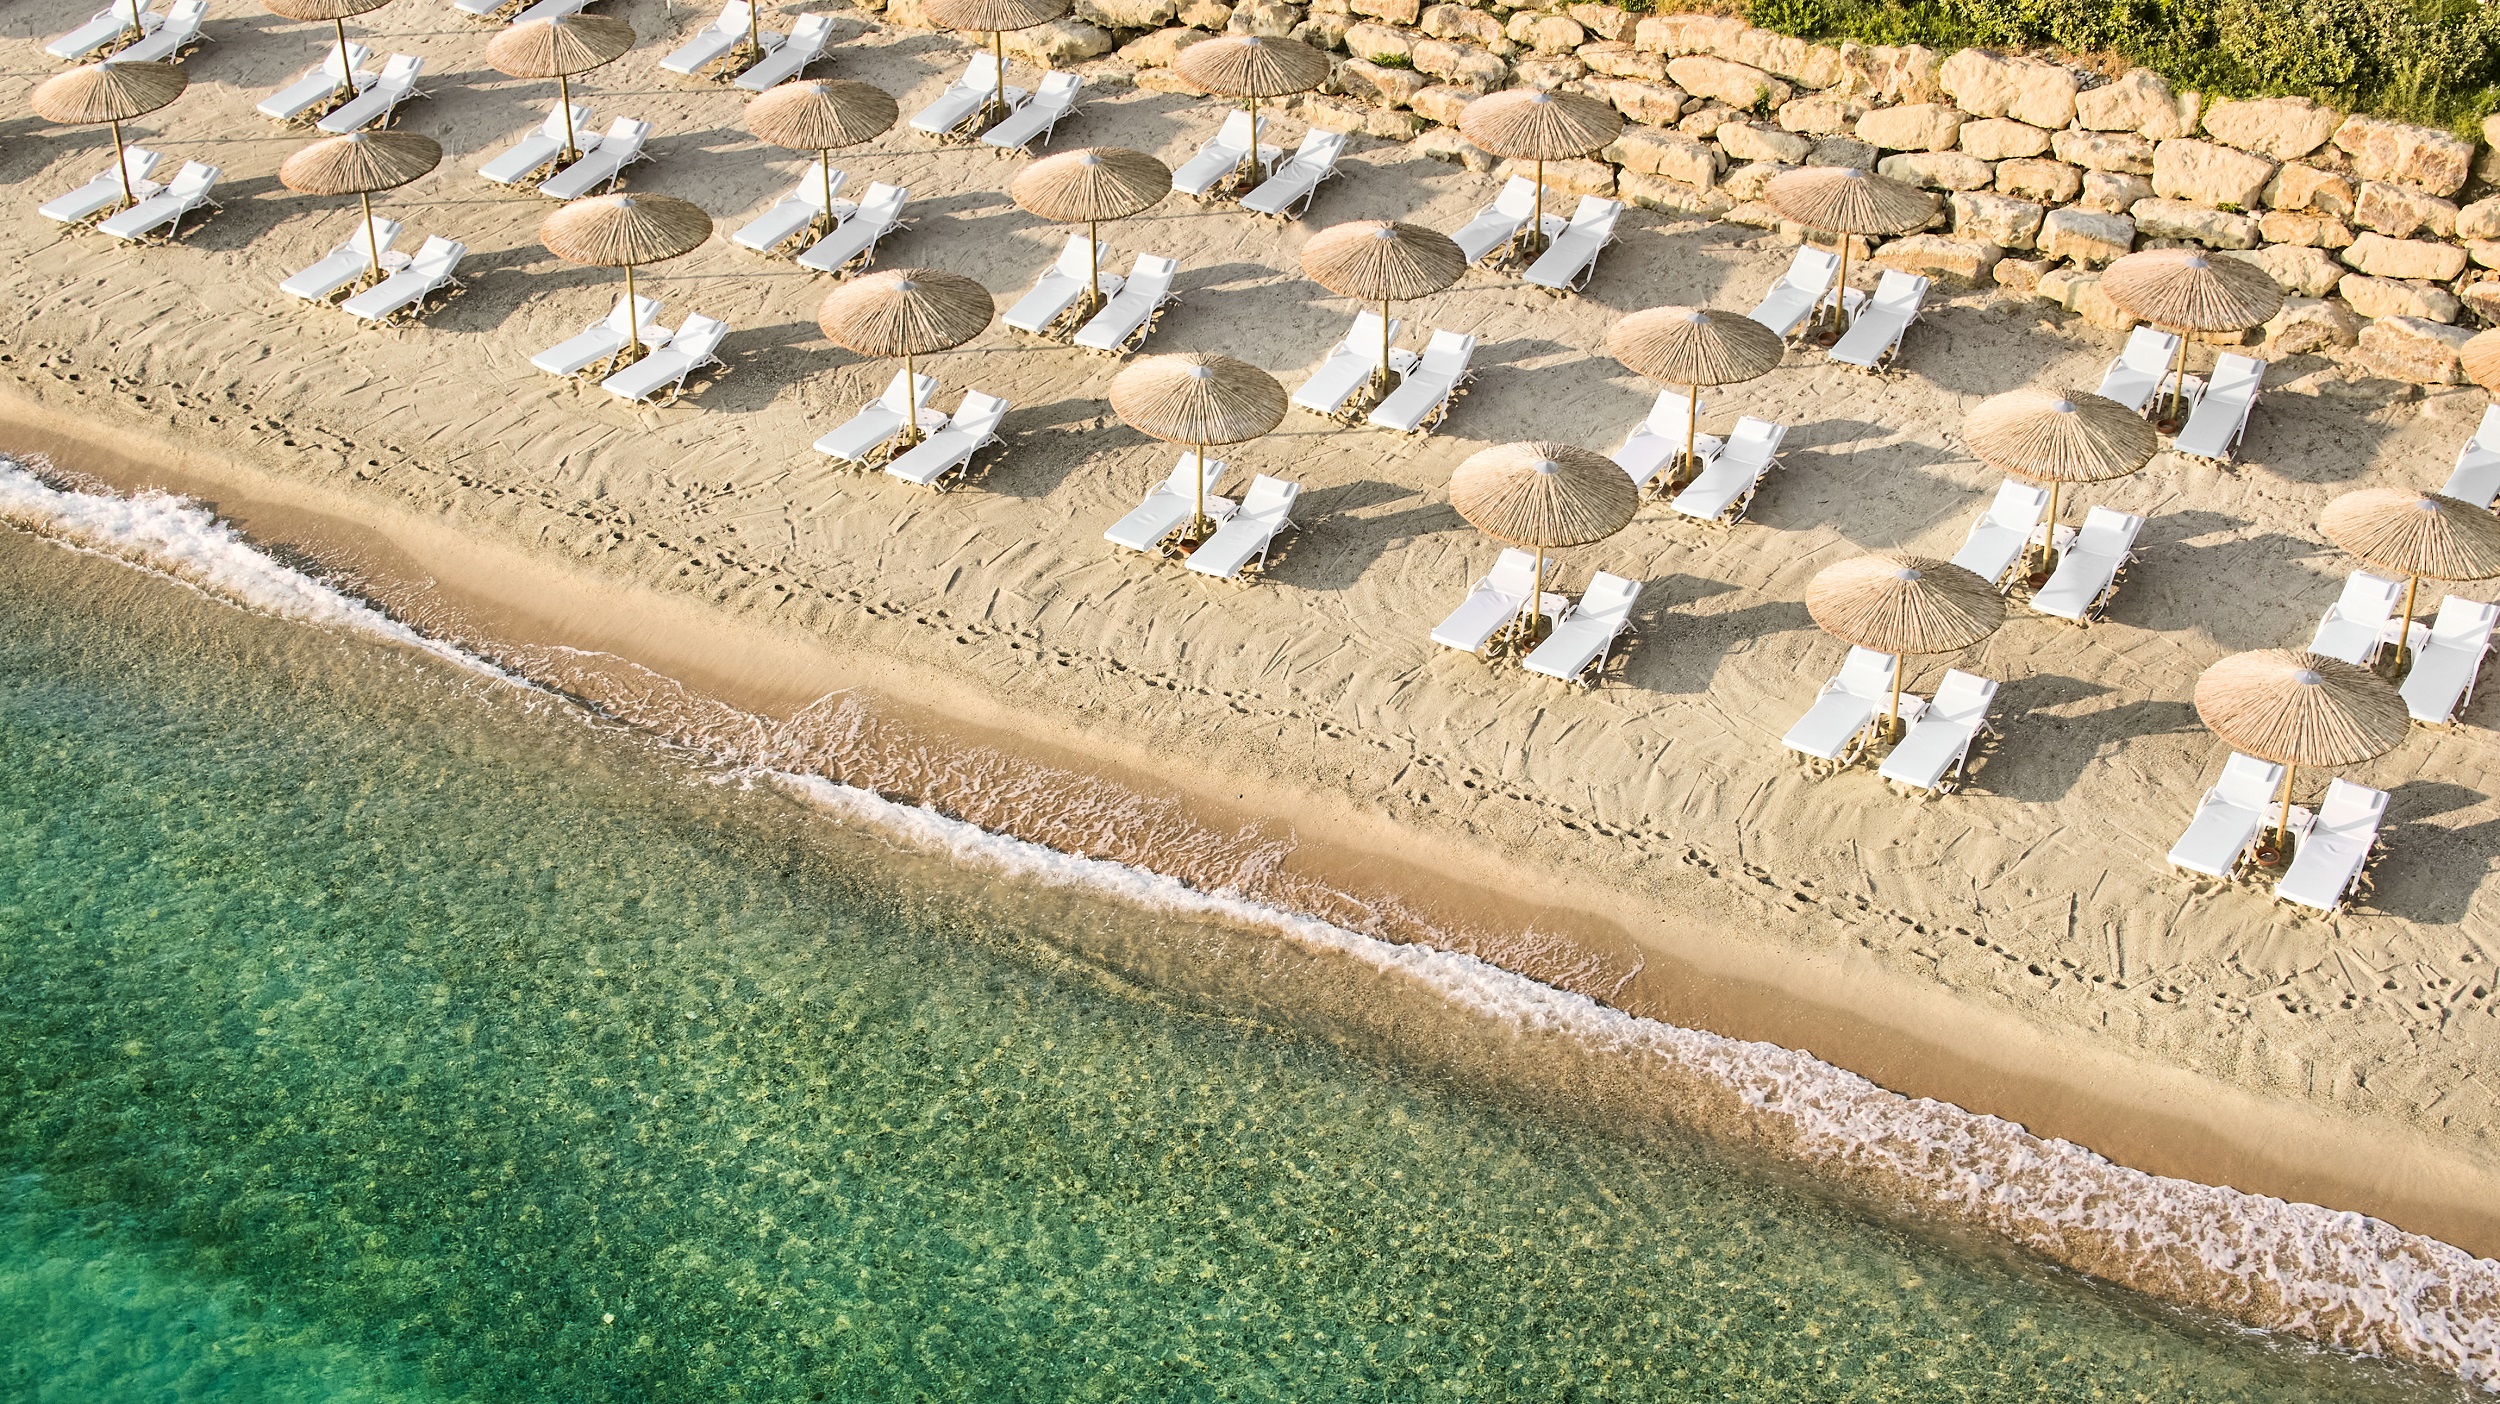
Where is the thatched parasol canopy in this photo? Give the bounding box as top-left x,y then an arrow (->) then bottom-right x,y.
1807,554 -> 2003,657
1457,87 -> 1620,160
1962,386 -> 2157,484
1300,220 -> 1466,303
1171,35 -> 1333,98
745,79 -> 898,151
2195,649 -> 2407,769
542,192 -> 712,267
1762,166 -> 1935,236
1607,306 -> 1784,387
2461,326 -> 2500,397
31,61 -> 185,125
2100,248 -> 2285,332
1110,353 -> 1287,448
2321,488 -> 2500,584
486,13 -> 634,77
278,130 -> 440,195
1011,146 -> 1171,224
261,0 -> 395,18
925,0 -> 1070,29
816,268 -> 995,358
1449,441 -> 1638,550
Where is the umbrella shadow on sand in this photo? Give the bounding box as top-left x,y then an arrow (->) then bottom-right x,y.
1278,491 -> 1448,592
2366,783 -> 2498,925
1975,693 -> 2202,803
1623,597 -> 1810,696
976,398 -> 1129,498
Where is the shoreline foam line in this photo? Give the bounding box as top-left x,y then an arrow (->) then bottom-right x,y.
9,461 -> 2500,1390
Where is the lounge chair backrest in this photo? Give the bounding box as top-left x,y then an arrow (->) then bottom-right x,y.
2474,404 -> 2500,451
951,391 -> 1010,435
2074,505 -> 2139,553
541,103 -> 583,138
1929,668 -> 1996,722
2207,353 -> 2265,396
2314,777 -> 2388,830
2429,594 -> 2500,644
1985,479 -> 2048,527
1837,646 -> 1897,697
672,315 -> 731,358
1580,572 -> 1641,616
605,294 -> 657,335
1291,129 -> 1345,167
120,146 -> 163,182
378,54 -> 422,87
1239,475 -> 1298,515
165,162 -> 218,198
1784,246 -> 1840,290
797,168 -> 846,209
1493,176 -> 1539,218
1214,110 -> 1256,149
609,117 -> 651,146
872,370 -> 917,411
1032,71 -> 1081,103
1054,234 -> 1097,277
1568,196 -> 1622,236
1870,269 -> 1928,311
1642,389 -> 1696,437
325,40 -> 368,81
1124,254 -> 1178,297
2119,325 -> 2176,372
855,182 -> 906,221
965,52 -> 1007,92
2333,570 -> 2404,620
1419,330 -> 1474,373
1166,451 -> 1223,493
1723,416 -> 1782,456
718,0 -> 752,30
1486,547 -> 1539,595
2214,752 -> 2282,807
410,235 -> 463,272
1347,308 -> 1392,350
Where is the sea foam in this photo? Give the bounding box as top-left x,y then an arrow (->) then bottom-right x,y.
9,460 -> 2499,1390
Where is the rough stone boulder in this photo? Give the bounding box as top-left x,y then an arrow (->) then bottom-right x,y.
1343,21 -> 1411,61
1856,103 -> 1960,153
2039,208 -> 2134,266
1996,157 -> 2081,204
2129,198 -> 2260,249
2333,115 -> 2474,197
1877,233 -> 2002,283
1118,25 -> 1208,65
1777,95 -> 1862,137
1348,0 -> 1417,22
1723,27 -> 1844,88
1952,191 -> 2045,250
1604,127 -> 1716,187
2352,182 -> 2456,239
2151,140 -> 2276,210
1601,78 -> 1685,128
1227,0 -> 1299,36
1718,161 -> 1790,203
1719,121 -> 1812,167
1419,2 -> 1501,43
1300,92 -> 1428,139
2341,231 -> 2469,281
1666,54 -> 1788,111
1078,0 -> 1177,28
1618,170 -> 1734,218
1410,37 -> 1507,90
1937,49 -> 2078,129
2338,273 -> 2461,324
1568,2 -> 1630,40
2260,297 -> 2360,356
2220,244 -> 2341,297
2257,210 -> 2355,249
1809,136 -> 1878,169
1630,11 -> 1745,56
1876,150 -> 1994,191
2199,97 -> 2341,161
2262,164 -> 2354,215
1407,84 -> 1474,126
1504,10 -> 1583,53
1581,41 -> 1666,81
1493,156 -> 1614,196
1834,41 -> 1941,105
2052,129 -> 2154,176
1005,19 -> 1112,63
1412,126 -> 1493,170
1958,118 -> 2052,162
2080,171 -> 2151,214
2459,196 -> 2500,243
2354,316 -> 2473,384
2072,68 -> 2189,139
1338,57 -> 1427,107
1513,55 -> 1586,88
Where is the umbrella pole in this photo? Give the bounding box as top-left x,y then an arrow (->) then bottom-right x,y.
558,73 -> 580,165
1192,442 -> 1208,541
2038,480 -> 2063,577
110,120 -> 133,212
1088,218 -> 1101,314
903,350 -> 919,443
1885,668 -> 1903,746
990,31 -> 1006,129
1242,94 -> 1259,188
2163,328 -> 2188,427
821,151 -> 837,237
2274,761 -> 2298,856
1829,235 -> 1850,338
623,262 -> 641,363
360,191 -> 382,291
2396,572 -> 2423,672
1531,160 -> 1545,259
1683,382 -> 1700,484
1378,297 -> 1392,399
1519,546 -> 1544,652
333,17 -> 354,98
748,4 -> 762,71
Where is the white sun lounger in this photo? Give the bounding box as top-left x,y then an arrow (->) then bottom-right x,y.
510,0 -> 593,24
2032,505 -> 2143,623
1186,475 -> 1301,579
1432,547 -> 1560,654
39,146 -> 163,224
480,102 -> 595,186
2096,325 -> 2183,415
735,12 -> 834,90
2401,595 -> 2499,725
735,170 -> 848,253
96,160 -> 219,242
2172,353 -> 2265,462
1610,389 -> 1723,494
1291,311 -> 1406,417
1783,645 -> 1903,765
279,218 -> 404,302
797,181 -> 908,274
317,53 -> 424,134
1949,479 -> 2051,590
1171,110 -> 1276,197
1072,253 -> 1178,354
47,0 -> 153,61
1367,329 -> 1475,435
886,390 -> 1009,488
601,314 -> 730,403
661,1 -> 754,75
532,294 -> 671,376
1106,453 -> 1229,552
340,234 -> 464,321
453,0 -> 515,17
1451,176 -> 1538,266
981,70 -> 1083,150
2308,570 -> 2407,666
2273,778 -> 2388,912
2168,752 -> 2286,878
260,42 -> 374,121
540,117 -> 650,200
1747,245 -> 1841,341
1827,269 -> 1928,370
1240,128 -> 1346,219
1523,572 -> 1641,683
815,371 -> 943,463
1879,669 -> 1997,793
1004,234 -> 1121,335
2442,404 -> 2500,509
1671,416 -> 1786,524
1522,196 -> 1621,293
112,0 -> 206,62
911,54 -> 1024,136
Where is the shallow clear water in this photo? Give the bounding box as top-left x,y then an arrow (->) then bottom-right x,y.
0,529 -> 2467,1402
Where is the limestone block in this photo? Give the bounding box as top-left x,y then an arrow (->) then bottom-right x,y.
2079,171 -> 2151,214
1567,2 -> 1629,40
1833,41 -> 1940,105
1667,54 -> 1788,111
2460,280 -> 2500,324
1618,169 -> 1735,218
1407,84 -> 1475,126
1678,105 -> 1740,140
1856,103 -> 1960,153
2256,210 -> 2354,249
1604,127 -> 1716,186
1958,118 -> 2051,162
2354,316 -> 2473,383
1413,125 -> 1494,170
2457,196 -> 2500,242
2340,232 -> 2469,281
2479,114 -> 2500,188
2039,207 -> 2134,266
1579,40 -> 1664,81
1724,27 -> 1844,89
1993,157 -> 2079,204
2052,129 -> 2154,175
1952,190 -> 2044,250
1602,78 -> 1685,128
1005,19 -> 1113,63
2129,197 -> 2260,249
2471,240 -> 2500,271
1809,136 -> 1878,169
1410,37 -> 1507,90
2199,96 -> 2341,161
1179,4 -> 1232,33
2338,273 -> 2460,323
2352,182 -> 2456,239
1494,156 -> 1614,195
1343,21 -> 1412,62
1718,121 -> 1812,166
2332,115 -> 2473,197
1339,58 -> 1428,107
2151,139 -> 2275,210
1419,2 -> 1502,43
1877,150 -> 1995,191
1875,233 -> 2002,283
1994,256 -> 2050,292
2261,163 -> 2354,216
2069,274 -> 2137,330
2260,297 -> 2360,355
2221,243 -> 2342,297
2073,68 -> 2188,139
1118,26 -> 1208,65
1718,161 -> 1790,202
1720,199 -> 1782,228
1227,0 -> 1300,35
1513,56 -> 1585,88
1077,0 -> 1175,28
1133,66 -> 1207,94
1289,15 -> 1349,50
1630,12 -> 1745,56
1348,0 -> 1416,21
1777,95 -> 1862,136
1505,11 -> 1584,54
1937,48 -> 2078,129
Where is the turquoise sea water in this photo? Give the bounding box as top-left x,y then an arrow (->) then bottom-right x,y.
0,527 -> 2470,1402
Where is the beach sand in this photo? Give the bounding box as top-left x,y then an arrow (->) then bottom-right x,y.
7,0 -> 2500,1262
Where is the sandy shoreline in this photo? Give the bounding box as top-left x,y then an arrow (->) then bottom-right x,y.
7,0 -> 2500,1275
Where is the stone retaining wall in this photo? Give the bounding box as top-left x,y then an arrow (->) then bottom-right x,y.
849,0 -> 2500,385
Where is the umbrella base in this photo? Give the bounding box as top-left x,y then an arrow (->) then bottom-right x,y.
2249,833 -> 2297,873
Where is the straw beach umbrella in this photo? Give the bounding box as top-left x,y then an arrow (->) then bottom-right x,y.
487,14 -> 634,165
279,130 -> 441,293
2099,248 -> 2284,426
2319,487 -> 2500,667
1449,441 -> 1638,647
1762,167 -> 1935,338
747,79 -> 898,241
925,0 -> 1071,129
1605,306 -> 1785,479
1962,387 -> 2158,575
1011,147 -> 1171,316
260,0 -> 400,101
818,268 -> 994,446
30,61 -> 186,213
1110,353 -> 1287,541
1301,220 -> 1465,397
2461,327 -> 2500,397
1172,36 -> 1333,188
1806,553 -> 2003,738
542,192 -> 712,365
1458,88 -> 1620,257
2194,648 -> 2407,856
